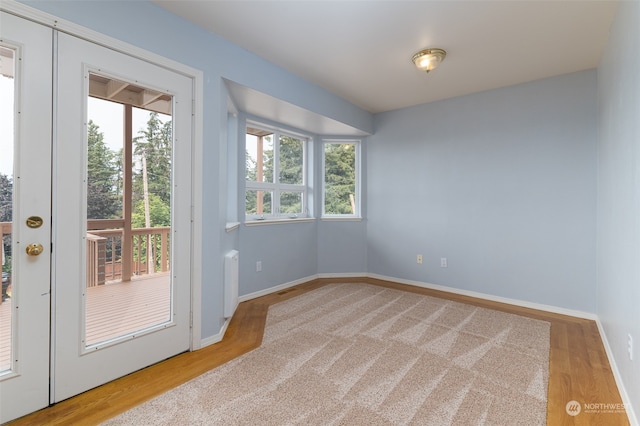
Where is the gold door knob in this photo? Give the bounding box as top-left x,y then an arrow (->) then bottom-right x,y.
26,243 -> 44,256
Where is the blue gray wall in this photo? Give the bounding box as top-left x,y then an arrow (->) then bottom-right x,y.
597,0 -> 640,417
317,220 -> 367,274
239,222 -> 318,295
367,71 -> 598,312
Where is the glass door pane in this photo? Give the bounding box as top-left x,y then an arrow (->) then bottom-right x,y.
0,45 -> 15,374
84,74 -> 173,348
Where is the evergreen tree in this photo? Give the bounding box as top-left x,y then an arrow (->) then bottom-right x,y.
278,135 -> 303,213
245,149 -> 257,181
133,113 -> 172,208
245,135 -> 274,215
279,135 -> 303,184
0,173 -> 12,223
245,149 -> 258,214
324,143 -> 356,214
87,120 -> 121,219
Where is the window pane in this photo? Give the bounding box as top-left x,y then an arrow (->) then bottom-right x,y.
84,74 -> 172,348
86,98 -> 123,220
0,46 -> 15,374
246,132 -> 273,183
245,190 -> 272,216
245,125 -> 309,220
280,191 -> 303,215
324,143 -> 357,215
279,135 -> 303,185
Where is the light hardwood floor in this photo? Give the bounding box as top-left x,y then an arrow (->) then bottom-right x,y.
8,278 -> 630,425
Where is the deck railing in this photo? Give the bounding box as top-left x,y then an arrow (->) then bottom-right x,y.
87,221 -> 170,287
1,222 -> 10,244
0,222 -> 10,238
86,233 -> 107,287
2,220 -> 169,288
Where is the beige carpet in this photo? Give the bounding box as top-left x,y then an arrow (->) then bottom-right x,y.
105,283 -> 550,425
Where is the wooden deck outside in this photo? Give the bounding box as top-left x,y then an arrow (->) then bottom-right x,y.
86,273 -> 171,346
0,273 -> 170,371
0,295 -> 12,372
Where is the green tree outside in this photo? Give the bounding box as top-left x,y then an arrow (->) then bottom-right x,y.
279,135 -> 304,214
132,193 -> 170,228
324,143 -> 356,215
87,120 -> 121,219
133,112 -> 172,208
131,112 -> 172,271
0,173 -> 11,223
245,134 -> 273,215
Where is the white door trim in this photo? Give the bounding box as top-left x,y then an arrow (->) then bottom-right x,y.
0,0 -> 204,350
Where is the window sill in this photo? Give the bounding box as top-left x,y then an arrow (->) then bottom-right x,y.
245,217 -> 315,226
321,216 -> 363,222
225,222 -> 240,232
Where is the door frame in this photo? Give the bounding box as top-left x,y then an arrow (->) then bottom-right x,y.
0,0 -> 204,386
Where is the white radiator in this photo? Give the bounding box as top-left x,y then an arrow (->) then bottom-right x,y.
224,250 -> 239,318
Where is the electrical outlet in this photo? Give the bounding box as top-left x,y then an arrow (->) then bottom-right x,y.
440,257 -> 448,268
629,334 -> 634,361
417,254 -> 423,264
256,261 -> 262,272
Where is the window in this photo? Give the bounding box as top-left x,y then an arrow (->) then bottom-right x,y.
245,124 -> 309,220
322,140 -> 360,217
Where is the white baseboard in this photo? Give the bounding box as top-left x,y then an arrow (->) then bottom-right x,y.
366,273 -> 598,320
317,272 -> 368,279
236,272 -> 598,320
238,274 -> 319,303
238,273 -> 368,303
596,319 -> 639,426
199,318 -> 230,348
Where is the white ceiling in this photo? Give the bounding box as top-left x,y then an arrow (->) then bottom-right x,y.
153,0 -> 618,115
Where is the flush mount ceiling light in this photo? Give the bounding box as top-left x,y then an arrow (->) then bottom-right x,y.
412,48 -> 447,73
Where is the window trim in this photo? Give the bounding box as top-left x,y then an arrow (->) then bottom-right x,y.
245,122 -> 311,222
321,139 -> 361,219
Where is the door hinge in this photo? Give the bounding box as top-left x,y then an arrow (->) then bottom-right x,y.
189,311 -> 193,328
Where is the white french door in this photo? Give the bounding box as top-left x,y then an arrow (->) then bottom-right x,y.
0,12 -> 53,423
1,11 -> 194,422
53,32 -> 193,402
